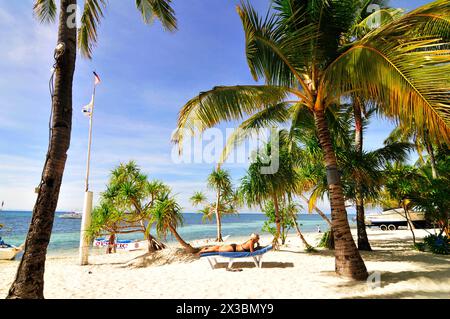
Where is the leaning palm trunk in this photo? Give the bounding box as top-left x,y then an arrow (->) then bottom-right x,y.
215,190 -> 223,242
7,0 -> 77,299
292,217 -> 313,250
168,225 -> 198,253
314,109 -> 368,280
353,101 -> 372,251
300,194 -> 332,226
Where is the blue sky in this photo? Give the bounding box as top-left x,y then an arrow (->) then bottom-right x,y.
0,0 -> 428,212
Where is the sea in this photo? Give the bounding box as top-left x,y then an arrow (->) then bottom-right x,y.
0,211 -> 357,255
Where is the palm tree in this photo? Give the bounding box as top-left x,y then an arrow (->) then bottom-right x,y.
151,193 -> 197,253
381,163 -> 422,244
107,161 -> 166,252
386,122 -> 441,179
285,201 -> 313,250
345,1 -> 404,251
9,0 -> 177,299
207,168 -> 233,242
173,0 -> 450,280
239,132 -> 299,248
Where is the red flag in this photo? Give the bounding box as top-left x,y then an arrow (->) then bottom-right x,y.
93,71 -> 101,86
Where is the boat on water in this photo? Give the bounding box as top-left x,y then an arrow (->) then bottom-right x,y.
365,208 -> 429,231
93,238 -> 147,251
0,237 -> 23,260
59,212 -> 82,219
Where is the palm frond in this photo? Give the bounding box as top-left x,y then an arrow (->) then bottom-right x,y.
78,0 -> 107,59
237,1 -> 316,95
349,8 -> 403,39
321,3 -> 450,143
172,85 -> 290,153
135,0 -> 177,31
33,0 -> 57,23
219,102 -> 291,165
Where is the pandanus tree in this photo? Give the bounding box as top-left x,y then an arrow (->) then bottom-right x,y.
104,161 -> 166,252
151,192 -> 198,253
9,0 -> 177,299
173,0 -> 450,280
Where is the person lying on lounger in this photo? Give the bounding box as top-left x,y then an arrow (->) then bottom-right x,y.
198,233 -> 261,254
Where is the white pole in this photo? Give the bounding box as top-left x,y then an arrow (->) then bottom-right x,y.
79,80 -> 96,266
80,191 -> 93,265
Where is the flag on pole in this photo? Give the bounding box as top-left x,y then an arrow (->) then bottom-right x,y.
82,96 -> 94,117
93,71 -> 101,86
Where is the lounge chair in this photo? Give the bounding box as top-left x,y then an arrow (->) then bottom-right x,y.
200,245 -> 273,270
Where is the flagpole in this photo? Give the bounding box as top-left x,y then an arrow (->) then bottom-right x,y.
79,73 -> 98,266
85,84 -> 96,192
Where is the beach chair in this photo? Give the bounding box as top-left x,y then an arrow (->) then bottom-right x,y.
200,245 -> 273,270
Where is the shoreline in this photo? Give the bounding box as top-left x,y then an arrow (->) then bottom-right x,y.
2,228 -> 449,299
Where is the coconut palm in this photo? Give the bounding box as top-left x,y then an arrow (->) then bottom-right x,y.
207,168 -> 234,242
173,0 -> 450,280
151,193 -> 197,253
344,2 -> 404,250
9,0 -> 177,299
239,131 -> 299,248
381,163 -> 423,244
386,123 -> 441,179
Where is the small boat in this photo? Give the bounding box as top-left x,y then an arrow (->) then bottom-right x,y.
0,238 -> 23,261
365,208 -> 428,231
59,212 -> 82,219
93,237 -> 147,251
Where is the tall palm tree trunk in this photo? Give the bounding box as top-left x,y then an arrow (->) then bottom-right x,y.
168,225 -> 197,253
353,101 -> 371,251
215,189 -> 223,242
314,108 -> 368,281
402,203 -> 416,245
7,0 -> 77,299
424,131 -> 438,179
272,194 -> 281,248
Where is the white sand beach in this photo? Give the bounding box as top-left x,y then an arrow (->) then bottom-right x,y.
1,229 -> 449,299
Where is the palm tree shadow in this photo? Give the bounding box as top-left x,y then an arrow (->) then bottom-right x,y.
213,261 -> 294,269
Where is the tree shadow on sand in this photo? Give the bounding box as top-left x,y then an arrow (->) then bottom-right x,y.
212,261 -> 294,269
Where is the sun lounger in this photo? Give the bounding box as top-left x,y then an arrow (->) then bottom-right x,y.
200,245 -> 273,269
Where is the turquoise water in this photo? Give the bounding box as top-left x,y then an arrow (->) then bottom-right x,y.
0,211 -> 355,255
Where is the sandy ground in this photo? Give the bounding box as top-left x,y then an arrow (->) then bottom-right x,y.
1,228 -> 449,299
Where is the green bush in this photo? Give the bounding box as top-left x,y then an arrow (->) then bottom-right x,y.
318,230 -> 334,249
421,234 -> 449,255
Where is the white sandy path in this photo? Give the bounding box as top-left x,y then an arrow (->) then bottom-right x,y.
1,229 -> 449,299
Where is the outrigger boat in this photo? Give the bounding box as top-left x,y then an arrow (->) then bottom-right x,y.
93,237 -> 147,251
0,238 -> 24,261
